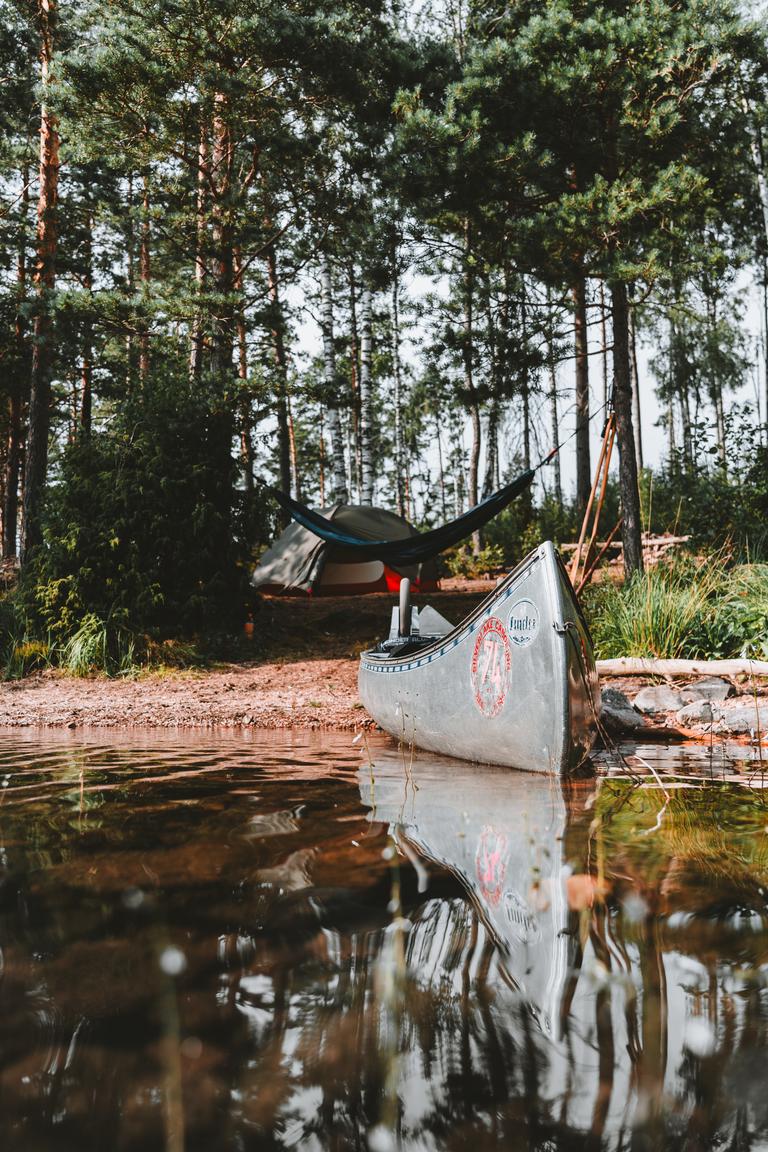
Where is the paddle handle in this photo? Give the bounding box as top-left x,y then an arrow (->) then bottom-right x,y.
399,578 -> 412,636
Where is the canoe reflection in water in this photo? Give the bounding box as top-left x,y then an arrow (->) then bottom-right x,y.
358,748 -> 768,1151
2,734 -> 768,1151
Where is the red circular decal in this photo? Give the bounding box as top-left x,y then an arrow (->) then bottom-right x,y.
470,616 -> 511,718
476,824 -> 509,906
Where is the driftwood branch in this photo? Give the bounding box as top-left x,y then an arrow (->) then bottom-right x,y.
597,657 -> 768,677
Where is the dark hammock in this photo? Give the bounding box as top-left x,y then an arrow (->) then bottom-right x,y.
269,468 -> 535,567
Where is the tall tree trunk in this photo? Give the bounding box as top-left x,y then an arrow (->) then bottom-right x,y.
320,255 -> 348,503
742,92 -> 768,429
482,286 -> 499,502
138,169 -> 151,386
125,173 -> 136,388
4,161 -> 30,558
435,411 -> 447,521
610,281 -> 643,575
666,401 -> 675,473
22,0 -> 59,563
210,93 -> 233,386
628,297 -> 642,470
715,388 -> 727,472
482,401 -> 499,500
549,358 -> 562,508
233,247 -> 253,494
572,276 -> 591,514
318,405 -> 325,505
391,268 -> 406,518
348,263 -> 362,499
359,286 -> 374,505
189,118 -> 209,381
545,288 -> 562,507
287,392 -> 301,501
762,272 -> 768,441
681,390 -> 693,470
462,222 -> 481,549
265,243 -> 291,499
520,276 -> 531,472
599,280 -> 609,410
80,200 -> 93,437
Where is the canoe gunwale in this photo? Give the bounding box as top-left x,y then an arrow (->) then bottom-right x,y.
360,547 -> 545,674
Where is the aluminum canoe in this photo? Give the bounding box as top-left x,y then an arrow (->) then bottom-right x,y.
358,541 -> 600,773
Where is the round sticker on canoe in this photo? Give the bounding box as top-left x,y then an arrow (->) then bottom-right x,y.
508,598 -> 539,648
470,616 -> 511,718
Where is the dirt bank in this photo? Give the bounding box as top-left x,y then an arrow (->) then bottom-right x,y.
0,586 -> 490,732
0,658 -> 367,730
1,586 -> 765,740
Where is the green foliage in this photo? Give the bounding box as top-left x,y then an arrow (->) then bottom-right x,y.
443,542 -> 504,579
640,421 -> 768,555
59,614 -> 136,677
0,595 -> 53,678
484,491 -> 592,568
584,555 -> 768,660
20,374 -> 264,653
717,565 -> 768,659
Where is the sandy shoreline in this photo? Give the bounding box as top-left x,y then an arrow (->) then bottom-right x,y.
0,659 -> 372,731
1,590 -> 765,742
1,662 -> 765,748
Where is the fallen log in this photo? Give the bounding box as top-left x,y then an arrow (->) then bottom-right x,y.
596,657 -> 768,677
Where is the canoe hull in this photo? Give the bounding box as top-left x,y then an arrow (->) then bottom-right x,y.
358,542 -> 599,773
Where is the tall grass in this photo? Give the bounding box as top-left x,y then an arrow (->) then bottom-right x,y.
718,564 -> 768,659
0,597 -> 53,678
59,613 -> 139,677
1,596 -> 203,679
585,554 -> 768,660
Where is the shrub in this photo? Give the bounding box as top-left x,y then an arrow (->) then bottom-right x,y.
443,542 -> 505,579
21,372 -> 266,650
584,553 -> 768,660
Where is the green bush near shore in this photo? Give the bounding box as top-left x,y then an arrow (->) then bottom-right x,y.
585,557 -> 768,660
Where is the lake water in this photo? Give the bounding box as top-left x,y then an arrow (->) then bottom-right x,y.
0,729 -> 767,1151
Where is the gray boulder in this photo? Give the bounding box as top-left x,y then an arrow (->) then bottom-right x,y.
676,701 -> 716,726
601,686 -> 645,733
633,685 -> 684,715
601,687 -> 634,712
718,704 -> 768,735
680,677 -> 733,704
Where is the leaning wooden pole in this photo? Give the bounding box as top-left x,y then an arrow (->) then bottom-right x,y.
570,413 -> 615,585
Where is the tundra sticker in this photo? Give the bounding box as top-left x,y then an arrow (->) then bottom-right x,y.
508,599 -> 539,647
470,616 -> 511,717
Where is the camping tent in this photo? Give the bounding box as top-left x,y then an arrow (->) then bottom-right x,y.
252,505 -> 440,596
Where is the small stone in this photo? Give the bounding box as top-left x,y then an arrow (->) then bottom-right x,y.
633,685 -> 683,715
680,677 -> 733,704
600,687 -> 645,733
601,687 -> 634,712
601,703 -> 646,734
676,701 -> 716,725
719,704 -> 768,735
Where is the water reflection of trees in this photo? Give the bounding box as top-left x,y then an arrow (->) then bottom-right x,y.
2,761 -> 768,1150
